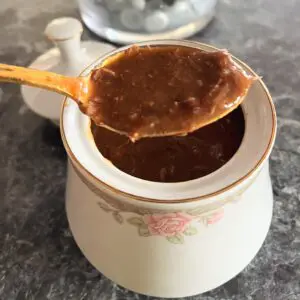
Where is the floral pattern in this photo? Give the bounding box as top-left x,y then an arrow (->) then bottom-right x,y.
97,202 -> 225,244
144,213 -> 193,236
72,154 -> 257,244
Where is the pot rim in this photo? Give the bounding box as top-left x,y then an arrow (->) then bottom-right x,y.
60,40 -> 277,204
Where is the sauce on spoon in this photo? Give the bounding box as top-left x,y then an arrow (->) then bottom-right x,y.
85,45 -> 255,141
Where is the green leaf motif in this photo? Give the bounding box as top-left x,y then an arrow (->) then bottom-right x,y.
127,217 -> 145,227
112,211 -> 124,224
166,234 -> 184,244
183,226 -> 198,236
97,202 -> 113,213
138,225 -> 150,237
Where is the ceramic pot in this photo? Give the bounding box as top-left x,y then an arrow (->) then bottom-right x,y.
60,40 -> 277,298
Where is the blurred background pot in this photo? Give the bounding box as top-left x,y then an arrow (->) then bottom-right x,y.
77,0 -> 218,44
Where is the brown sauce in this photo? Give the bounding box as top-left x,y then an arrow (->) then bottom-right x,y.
87,46 -> 254,140
91,106 -> 245,183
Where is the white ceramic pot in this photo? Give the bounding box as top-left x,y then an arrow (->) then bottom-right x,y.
60,40 -> 277,298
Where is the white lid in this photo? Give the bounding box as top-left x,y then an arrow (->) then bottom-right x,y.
45,17 -> 83,41
21,17 -> 116,123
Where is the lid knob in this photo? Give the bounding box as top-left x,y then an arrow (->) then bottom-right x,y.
44,17 -> 83,41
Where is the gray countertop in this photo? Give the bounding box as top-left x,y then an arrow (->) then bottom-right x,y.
0,0 -> 299,299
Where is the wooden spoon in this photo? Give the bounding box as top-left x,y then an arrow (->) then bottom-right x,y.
0,46 -> 255,141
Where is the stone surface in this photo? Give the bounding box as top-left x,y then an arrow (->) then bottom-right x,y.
0,0 -> 299,299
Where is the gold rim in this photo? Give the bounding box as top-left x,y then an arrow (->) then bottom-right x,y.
60,41 -> 277,204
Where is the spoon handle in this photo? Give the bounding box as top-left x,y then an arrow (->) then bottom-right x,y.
0,63 -> 87,102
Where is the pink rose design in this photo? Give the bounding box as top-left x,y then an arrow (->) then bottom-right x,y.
143,213 -> 193,237
207,209 -> 224,225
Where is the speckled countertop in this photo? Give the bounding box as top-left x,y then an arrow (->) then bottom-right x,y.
0,0 -> 299,299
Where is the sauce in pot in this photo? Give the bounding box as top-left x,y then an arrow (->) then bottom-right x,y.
91,107 -> 245,182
